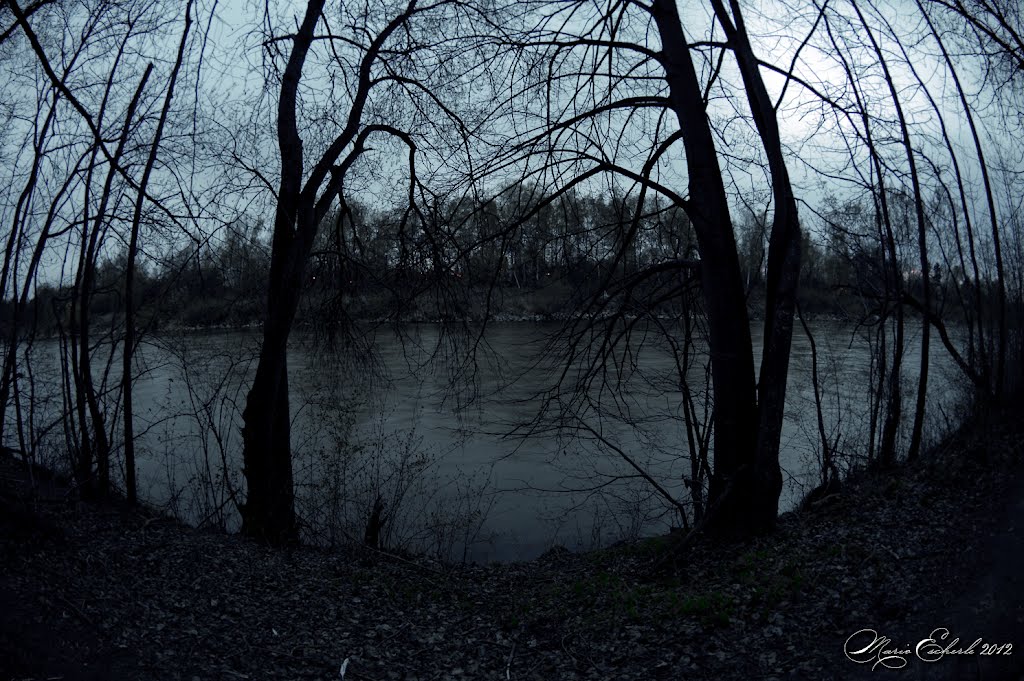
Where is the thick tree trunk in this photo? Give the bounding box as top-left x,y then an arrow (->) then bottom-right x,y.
238,0 -> 325,545
750,229 -> 798,533
711,0 -> 799,534
653,0 -> 804,536
239,208 -> 308,544
239,245 -> 302,541
239,325 -> 297,544
652,0 -> 764,536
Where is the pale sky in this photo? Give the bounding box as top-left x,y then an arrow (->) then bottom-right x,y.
2,0 -> 1021,288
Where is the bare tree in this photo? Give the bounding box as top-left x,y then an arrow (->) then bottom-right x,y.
4,0 -> 205,501
470,0 -> 804,536
238,0 -> 485,542
122,0 -> 193,505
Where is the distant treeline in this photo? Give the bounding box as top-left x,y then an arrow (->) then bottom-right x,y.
3,189 -> 1003,334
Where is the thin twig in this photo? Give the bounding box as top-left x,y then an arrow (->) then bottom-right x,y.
505,641 -> 516,680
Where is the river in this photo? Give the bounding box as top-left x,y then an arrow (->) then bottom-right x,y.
11,320 -> 958,562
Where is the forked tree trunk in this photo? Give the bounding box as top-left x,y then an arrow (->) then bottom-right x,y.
711,0 -> 799,534
237,0 -> 326,544
653,0 -> 802,535
652,0 -> 765,535
238,0 -> 417,543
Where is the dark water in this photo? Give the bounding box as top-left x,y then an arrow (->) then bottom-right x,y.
14,320 -> 957,561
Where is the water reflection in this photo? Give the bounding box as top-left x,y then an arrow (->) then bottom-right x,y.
15,320 -> 957,562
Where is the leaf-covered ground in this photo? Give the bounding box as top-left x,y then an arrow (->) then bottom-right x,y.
2,409 -> 1022,680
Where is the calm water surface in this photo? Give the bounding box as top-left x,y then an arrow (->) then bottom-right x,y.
17,321 -> 957,561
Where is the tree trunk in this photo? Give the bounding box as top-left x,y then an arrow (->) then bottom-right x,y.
237,0 -> 326,544
239,210 -> 307,544
652,0 -> 764,535
709,0 -> 799,535
240,325 -> 297,543
125,7 -> 189,505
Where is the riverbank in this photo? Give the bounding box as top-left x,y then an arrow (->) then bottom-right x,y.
2,407 -> 1022,680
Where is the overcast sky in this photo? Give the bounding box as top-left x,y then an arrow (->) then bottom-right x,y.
2,0 -> 1022,287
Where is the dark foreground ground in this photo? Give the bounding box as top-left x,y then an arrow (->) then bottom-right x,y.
2,410 -> 1022,681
